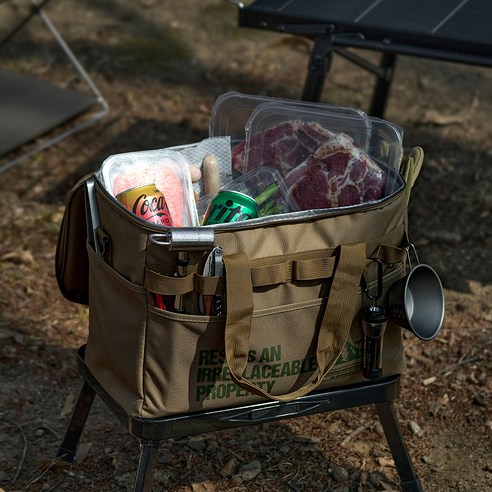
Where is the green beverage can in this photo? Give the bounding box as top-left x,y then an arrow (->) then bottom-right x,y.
203,190 -> 258,225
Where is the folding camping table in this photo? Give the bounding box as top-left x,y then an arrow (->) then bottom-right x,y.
237,0 -> 492,117
0,0 -> 108,173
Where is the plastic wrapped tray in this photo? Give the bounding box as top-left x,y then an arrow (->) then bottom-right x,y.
99,149 -> 199,227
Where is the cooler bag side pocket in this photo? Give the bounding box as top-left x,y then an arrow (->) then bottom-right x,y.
85,245 -> 148,417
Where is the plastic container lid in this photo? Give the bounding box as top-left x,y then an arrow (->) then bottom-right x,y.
196,166 -> 298,223
247,100 -> 371,150
367,116 -> 404,171
239,100 -> 373,176
209,91 -> 369,145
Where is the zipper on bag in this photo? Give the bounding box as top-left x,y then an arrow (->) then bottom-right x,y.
92,172 -> 406,238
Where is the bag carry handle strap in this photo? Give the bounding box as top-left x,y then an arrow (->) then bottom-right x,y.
223,242 -> 367,402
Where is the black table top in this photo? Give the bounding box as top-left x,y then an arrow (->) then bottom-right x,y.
240,0 -> 492,65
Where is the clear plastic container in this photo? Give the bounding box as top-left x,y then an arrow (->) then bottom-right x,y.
238,100 -> 373,176
196,166 -> 298,222
99,149 -> 199,227
367,116 -> 404,171
210,91 -> 404,172
278,132 -> 405,212
207,91 -> 405,213
382,160 -> 406,199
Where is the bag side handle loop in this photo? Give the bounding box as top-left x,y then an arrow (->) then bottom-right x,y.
223,242 -> 367,402
401,146 -> 424,205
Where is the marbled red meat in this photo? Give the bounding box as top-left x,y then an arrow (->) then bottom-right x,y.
232,120 -> 334,174
232,120 -> 387,210
283,133 -> 386,210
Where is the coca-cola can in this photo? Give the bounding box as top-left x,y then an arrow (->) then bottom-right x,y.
117,184 -> 173,226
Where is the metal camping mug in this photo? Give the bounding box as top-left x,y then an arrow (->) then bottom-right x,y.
388,263 -> 445,341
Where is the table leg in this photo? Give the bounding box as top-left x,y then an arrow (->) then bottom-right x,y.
375,401 -> 424,492
369,53 -> 397,117
56,380 -> 96,463
302,35 -> 335,102
134,440 -> 161,492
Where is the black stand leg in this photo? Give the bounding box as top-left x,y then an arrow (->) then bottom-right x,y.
56,380 -> 95,463
301,36 -> 397,118
302,35 -> 335,102
375,401 -> 424,492
369,53 -> 397,118
134,440 -> 161,492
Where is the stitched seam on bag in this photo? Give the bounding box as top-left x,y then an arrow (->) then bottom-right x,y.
249,297 -> 326,318
249,262 -> 405,319
139,236 -> 151,418
144,262 -> 405,322
245,226 -> 405,271
148,304 -> 224,323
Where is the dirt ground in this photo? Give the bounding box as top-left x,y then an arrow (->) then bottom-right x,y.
0,1 -> 491,491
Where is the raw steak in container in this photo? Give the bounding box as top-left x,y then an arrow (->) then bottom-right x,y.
231,120 -> 334,175
283,133 -> 386,210
232,119 -> 391,211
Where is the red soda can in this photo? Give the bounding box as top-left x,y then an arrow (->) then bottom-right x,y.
117,184 -> 173,226
117,184 -> 172,310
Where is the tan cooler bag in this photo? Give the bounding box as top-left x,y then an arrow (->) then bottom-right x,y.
56,149 -> 424,418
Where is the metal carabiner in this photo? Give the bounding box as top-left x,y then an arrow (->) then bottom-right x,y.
361,257 -> 384,306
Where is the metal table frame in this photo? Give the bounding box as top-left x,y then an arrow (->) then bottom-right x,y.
236,0 -> 492,117
0,0 -> 108,173
57,345 -> 424,492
